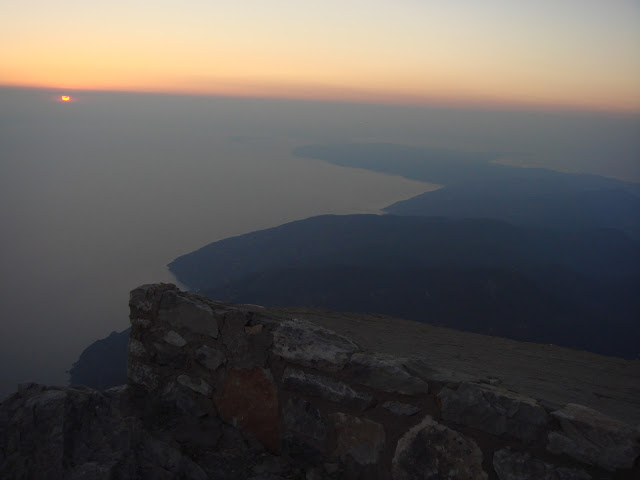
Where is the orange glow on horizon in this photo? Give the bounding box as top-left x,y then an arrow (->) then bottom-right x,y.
2,2 -> 638,115
1,69 -> 636,117
4,79 -> 632,115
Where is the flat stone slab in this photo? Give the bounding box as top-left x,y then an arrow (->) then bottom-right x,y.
348,353 -> 429,395
272,318 -> 360,371
158,291 -> 219,339
547,403 -> 640,471
382,401 -> 421,417
282,368 -> 374,411
438,382 -> 549,441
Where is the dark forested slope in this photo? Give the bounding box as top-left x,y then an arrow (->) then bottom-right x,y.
170,214 -> 640,358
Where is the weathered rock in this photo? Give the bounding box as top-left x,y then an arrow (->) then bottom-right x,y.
127,361 -> 159,390
382,401 -> 421,416
438,382 -> 549,441
284,397 -> 327,442
282,368 -> 374,411
130,317 -> 151,328
478,376 -> 502,386
160,381 -> 213,417
330,413 -> 385,466
245,324 -> 264,335
251,453 -> 294,476
349,352 -> 429,395
151,341 -> 189,368
214,367 -> 280,452
129,283 -> 160,315
324,462 -> 339,474
281,433 -> 325,467
547,403 -> 640,471
158,289 -> 219,338
221,310 -> 254,366
273,318 -> 359,371
176,375 -> 212,396
402,358 -> 476,385
22,284 -> 640,479
392,416 -> 487,480
195,345 -> 226,371
163,330 -> 187,347
493,448 -> 592,480
0,384 -> 209,480
128,338 -> 147,357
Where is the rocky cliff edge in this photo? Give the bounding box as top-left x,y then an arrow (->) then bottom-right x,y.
1,283 -> 639,479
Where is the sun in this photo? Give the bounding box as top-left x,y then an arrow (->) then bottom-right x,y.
60,95 -> 71,102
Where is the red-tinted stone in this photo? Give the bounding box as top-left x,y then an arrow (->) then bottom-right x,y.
214,367 -> 280,452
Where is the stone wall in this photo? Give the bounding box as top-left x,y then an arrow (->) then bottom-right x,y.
128,284 -> 639,480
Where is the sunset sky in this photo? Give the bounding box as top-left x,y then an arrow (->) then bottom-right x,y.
2,0 -> 639,112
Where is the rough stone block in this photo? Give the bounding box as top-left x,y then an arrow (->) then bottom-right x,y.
158,291 -> 218,338
272,318 -> 360,371
129,284 -> 157,315
493,448 -> 591,480
392,416 -> 487,480
438,382 -> 548,441
330,413 -> 385,466
221,310 -> 252,365
176,375 -> 211,396
214,367 -> 280,453
129,283 -> 177,318
547,403 -> 640,471
194,345 -> 226,371
382,401 -> 421,416
403,358 -> 476,385
349,353 -> 429,395
131,318 -> 151,328
163,330 -> 187,347
128,338 -> 147,357
281,433 -> 325,467
245,324 -> 264,335
151,342 -> 189,368
282,368 -> 374,411
284,397 -> 327,442
127,361 -> 159,391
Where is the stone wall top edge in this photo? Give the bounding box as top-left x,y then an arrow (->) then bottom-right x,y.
128,283 -> 640,432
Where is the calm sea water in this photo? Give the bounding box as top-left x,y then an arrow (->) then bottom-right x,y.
1,87 -> 638,398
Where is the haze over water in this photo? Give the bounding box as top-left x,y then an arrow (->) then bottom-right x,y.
1,87 -> 639,398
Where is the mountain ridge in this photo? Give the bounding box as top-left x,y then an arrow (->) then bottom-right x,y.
168,214 -> 640,358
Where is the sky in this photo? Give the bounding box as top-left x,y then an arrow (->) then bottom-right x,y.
1,0 -> 639,112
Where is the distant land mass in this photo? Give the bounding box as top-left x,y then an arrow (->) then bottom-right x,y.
169,215 -> 640,358
294,143 -> 640,238
67,329 -> 128,389
71,142 -> 640,388
168,143 -> 639,358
